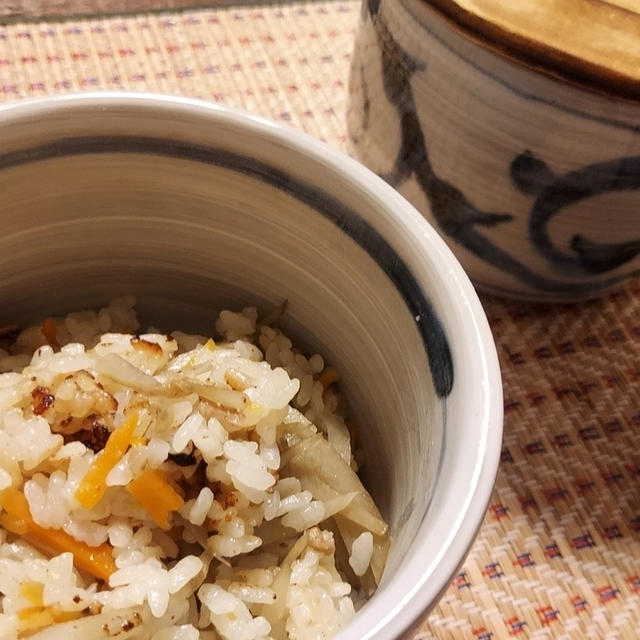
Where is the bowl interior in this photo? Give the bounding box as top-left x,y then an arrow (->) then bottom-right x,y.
0,95 -> 501,639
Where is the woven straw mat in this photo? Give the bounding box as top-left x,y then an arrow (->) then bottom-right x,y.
0,2 -> 639,638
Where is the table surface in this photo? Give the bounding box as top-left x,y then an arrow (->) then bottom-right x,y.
0,2 -> 639,638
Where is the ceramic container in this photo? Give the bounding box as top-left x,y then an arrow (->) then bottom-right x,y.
347,0 -> 640,301
0,93 -> 502,639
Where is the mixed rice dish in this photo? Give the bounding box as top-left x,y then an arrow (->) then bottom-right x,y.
0,298 -> 389,639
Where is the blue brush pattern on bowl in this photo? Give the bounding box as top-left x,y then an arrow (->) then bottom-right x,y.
348,0 -> 640,301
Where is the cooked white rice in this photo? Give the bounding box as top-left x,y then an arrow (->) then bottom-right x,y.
0,298 -> 389,639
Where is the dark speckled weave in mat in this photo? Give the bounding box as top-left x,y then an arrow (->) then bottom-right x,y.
0,2 -> 638,636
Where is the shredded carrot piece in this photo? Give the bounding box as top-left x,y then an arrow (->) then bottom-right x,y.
40,317 -> 58,348
1,488 -> 116,582
17,601 -> 81,634
126,469 -> 184,530
17,582 -> 80,634
75,412 -> 138,510
318,367 -> 340,388
17,605 -> 54,633
19,581 -> 44,606
0,511 -> 28,535
54,609 -> 83,623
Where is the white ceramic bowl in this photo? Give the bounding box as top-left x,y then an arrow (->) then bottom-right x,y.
347,0 -> 640,301
0,93 -> 502,639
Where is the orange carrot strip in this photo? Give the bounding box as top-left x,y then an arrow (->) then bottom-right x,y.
19,581 -> 44,606
17,606 -> 54,633
318,367 -> 340,388
1,488 -> 116,582
126,469 -> 184,530
17,605 -> 81,633
40,317 -> 58,348
75,412 -> 138,510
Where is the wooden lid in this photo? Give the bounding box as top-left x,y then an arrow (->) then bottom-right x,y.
426,0 -> 640,100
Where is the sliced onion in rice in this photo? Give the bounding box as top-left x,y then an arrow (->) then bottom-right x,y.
93,353 -> 163,393
185,383 -> 248,412
28,598 -> 188,639
282,434 -> 389,590
322,491 -> 359,519
334,514 -> 390,593
283,435 -> 388,536
281,531 -> 309,566
258,563 -> 291,629
297,473 -> 387,536
227,583 -> 276,604
322,413 -> 351,464
281,407 -> 316,431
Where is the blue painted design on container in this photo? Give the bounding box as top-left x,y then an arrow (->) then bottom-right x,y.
351,1 -> 640,296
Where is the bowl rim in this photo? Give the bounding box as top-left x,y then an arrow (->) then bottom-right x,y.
0,91 -> 504,639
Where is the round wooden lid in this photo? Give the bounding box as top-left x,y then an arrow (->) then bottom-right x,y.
426,0 -> 640,100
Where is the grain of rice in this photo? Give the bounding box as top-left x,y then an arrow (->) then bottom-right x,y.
172,412 -> 206,453
188,488 -> 214,526
282,501 -> 326,531
348,531 -> 374,577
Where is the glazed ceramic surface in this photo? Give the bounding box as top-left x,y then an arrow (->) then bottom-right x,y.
347,0 -> 640,301
0,93 -> 502,639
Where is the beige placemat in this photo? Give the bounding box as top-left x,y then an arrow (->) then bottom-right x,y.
0,3 -> 639,637
1,0 -> 209,20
